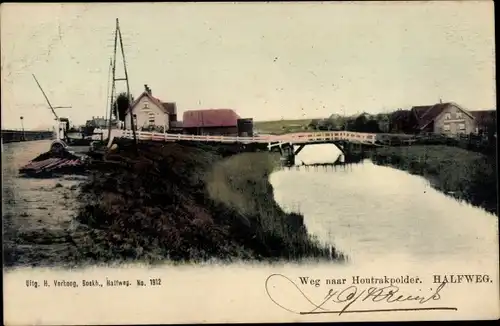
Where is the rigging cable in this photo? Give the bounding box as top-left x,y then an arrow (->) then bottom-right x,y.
104,57 -> 112,123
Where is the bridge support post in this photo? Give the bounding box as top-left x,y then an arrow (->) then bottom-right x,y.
280,143 -> 295,166
294,144 -> 305,156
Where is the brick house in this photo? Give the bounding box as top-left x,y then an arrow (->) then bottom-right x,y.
410,102 -> 476,136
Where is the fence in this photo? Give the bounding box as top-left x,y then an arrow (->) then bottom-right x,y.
109,130 -> 378,147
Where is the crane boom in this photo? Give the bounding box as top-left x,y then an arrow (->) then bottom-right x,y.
32,74 -> 58,121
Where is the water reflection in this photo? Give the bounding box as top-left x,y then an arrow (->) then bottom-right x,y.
269,144 -> 498,265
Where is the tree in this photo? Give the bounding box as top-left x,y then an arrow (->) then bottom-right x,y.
308,119 -> 321,130
113,92 -> 133,122
364,119 -> 382,133
388,109 -> 415,134
352,114 -> 368,131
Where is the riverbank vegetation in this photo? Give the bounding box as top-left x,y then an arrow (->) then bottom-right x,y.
253,119 -> 314,134
72,140 -> 338,264
370,145 -> 497,214
4,140 -> 342,267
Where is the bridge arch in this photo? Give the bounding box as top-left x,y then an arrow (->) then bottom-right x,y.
292,141 -> 347,157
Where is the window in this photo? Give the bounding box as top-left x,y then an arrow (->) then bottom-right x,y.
443,124 -> 450,132
148,112 -> 155,125
444,113 -> 451,120
458,123 -> 465,130
456,112 -> 462,119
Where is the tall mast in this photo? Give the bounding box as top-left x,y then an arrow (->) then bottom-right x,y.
107,25 -> 118,140
107,18 -> 137,144
117,18 -> 137,143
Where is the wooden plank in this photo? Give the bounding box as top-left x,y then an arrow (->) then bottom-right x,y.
35,159 -> 65,173
24,158 -> 58,171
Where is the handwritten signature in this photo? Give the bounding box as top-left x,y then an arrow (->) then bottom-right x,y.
264,274 -> 457,315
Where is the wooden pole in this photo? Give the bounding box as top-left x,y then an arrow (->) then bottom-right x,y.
117,18 -> 137,145
20,116 -> 25,141
107,23 -> 118,141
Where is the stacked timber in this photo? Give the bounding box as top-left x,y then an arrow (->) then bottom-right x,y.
19,149 -> 87,176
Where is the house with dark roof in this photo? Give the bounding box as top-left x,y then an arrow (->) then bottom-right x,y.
182,109 -> 241,136
124,85 -> 178,132
410,102 -> 477,135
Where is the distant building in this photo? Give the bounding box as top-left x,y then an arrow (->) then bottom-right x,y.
182,109 -> 241,135
86,116 -> 109,128
124,84 -> 178,132
410,102 -> 476,135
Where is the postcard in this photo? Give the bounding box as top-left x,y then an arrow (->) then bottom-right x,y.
2,1 -> 498,325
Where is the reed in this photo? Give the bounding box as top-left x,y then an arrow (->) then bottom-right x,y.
74,140 -> 341,264
370,145 -> 497,214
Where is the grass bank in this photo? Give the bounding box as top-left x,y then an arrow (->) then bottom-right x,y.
254,119 -> 313,134
370,145 -> 497,214
73,140 -> 339,264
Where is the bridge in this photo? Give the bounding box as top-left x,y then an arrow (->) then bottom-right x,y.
107,129 -> 378,165
108,129 -> 377,147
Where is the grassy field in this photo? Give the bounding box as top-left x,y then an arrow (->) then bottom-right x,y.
370,145 -> 497,214
253,119 -> 315,134
71,140 -> 340,264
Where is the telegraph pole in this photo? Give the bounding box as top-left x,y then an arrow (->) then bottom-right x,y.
107,18 -> 137,145
20,116 -> 25,141
107,25 -> 117,141
117,18 -> 137,143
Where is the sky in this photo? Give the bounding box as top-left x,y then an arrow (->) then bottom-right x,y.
1,2 -> 496,130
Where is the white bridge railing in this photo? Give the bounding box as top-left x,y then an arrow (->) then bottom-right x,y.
107,129 -> 377,147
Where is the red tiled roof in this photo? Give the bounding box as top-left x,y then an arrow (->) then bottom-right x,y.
182,109 -> 241,128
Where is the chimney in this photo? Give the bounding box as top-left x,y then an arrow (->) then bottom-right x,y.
144,84 -> 152,95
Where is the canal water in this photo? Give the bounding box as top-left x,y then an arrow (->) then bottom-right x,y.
269,144 -> 499,267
